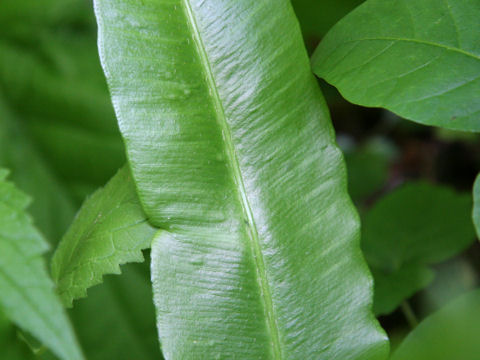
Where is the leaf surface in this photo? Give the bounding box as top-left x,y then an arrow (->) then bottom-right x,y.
362,182 -> 475,315
52,166 -> 157,307
391,290 -> 480,360
0,170 -> 83,360
312,0 -> 480,131
95,0 -> 388,359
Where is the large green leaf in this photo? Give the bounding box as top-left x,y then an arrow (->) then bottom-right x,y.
473,173 -> 480,239
52,166 -> 157,307
362,182 -> 475,315
311,0 -> 480,132
0,169 -> 83,360
95,0 -> 388,358
391,289 -> 480,360
70,260 -> 162,360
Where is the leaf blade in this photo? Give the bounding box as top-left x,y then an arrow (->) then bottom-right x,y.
95,0 -> 388,358
312,0 -> 480,132
52,166 -> 157,307
0,169 -> 83,360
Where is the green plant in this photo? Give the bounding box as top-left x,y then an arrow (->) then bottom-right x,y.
0,0 -> 479,359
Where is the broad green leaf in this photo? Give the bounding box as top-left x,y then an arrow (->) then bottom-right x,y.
391,289 -> 480,360
70,260 -> 162,360
312,0 -> 480,132
362,182 -> 475,315
0,94 -> 76,244
52,166 -> 157,307
473,173 -> 480,238
0,170 -> 83,360
95,0 -> 388,359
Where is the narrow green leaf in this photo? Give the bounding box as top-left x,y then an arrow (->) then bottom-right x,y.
52,166 -> 157,307
362,182 -> 475,315
473,173 -> 480,239
70,260 -> 162,360
95,0 -> 388,359
391,289 -> 480,360
0,169 -> 83,360
312,0 -> 480,132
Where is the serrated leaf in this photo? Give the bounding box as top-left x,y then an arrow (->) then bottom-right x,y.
70,260 -> 162,360
95,0 -> 388,359
312,0 -> 480,132
52,166 -> 157,307
362,182 -> 475,315
473,173 -> 480,239
391,289 -> 480,360
0,169 -> 83,360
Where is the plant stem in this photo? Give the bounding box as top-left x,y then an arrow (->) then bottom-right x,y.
401,300 -> 418,329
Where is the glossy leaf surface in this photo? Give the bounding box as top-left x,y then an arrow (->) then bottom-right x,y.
52,166 -> 157,307
95,0 -> 388,358
312,0 -> 480,131
362,182 -> 475,315
392,290 -> 480,360
0,170 -> 83,360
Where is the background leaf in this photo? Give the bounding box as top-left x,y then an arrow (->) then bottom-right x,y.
0,0 -> 124,203
0,93 -> 76,245
52,166 -> 157,307
343,137 -> 397,202
0,169 -> 83,360
312,0 -> 480,131
391,289 -> 480,360
362,182 -> 476,315
95,0 -> 388,358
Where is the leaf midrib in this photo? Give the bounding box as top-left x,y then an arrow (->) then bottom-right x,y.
344,37 -> 480,61
181,1 -> 283,358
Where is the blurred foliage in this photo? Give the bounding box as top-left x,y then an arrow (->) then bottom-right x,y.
392,290 -> 480,360
362,183 -> 475,315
